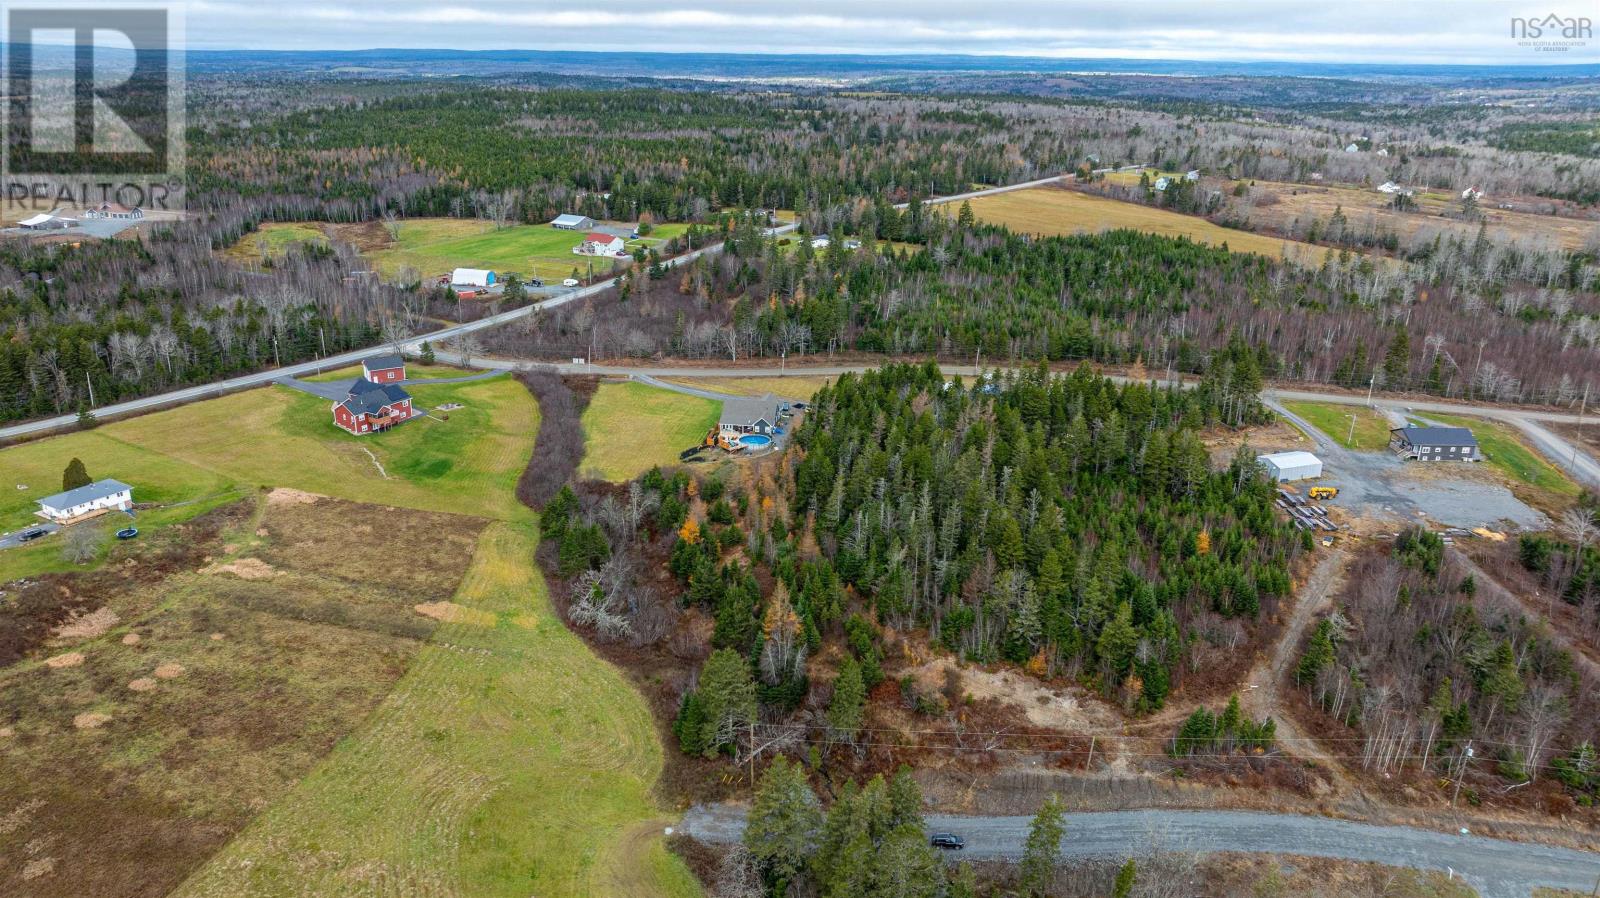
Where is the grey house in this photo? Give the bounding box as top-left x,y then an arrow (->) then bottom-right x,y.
1390,426 -> 1478,461
718,394 -> 780,438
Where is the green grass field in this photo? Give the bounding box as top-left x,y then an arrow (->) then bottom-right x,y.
1424,413 -> 1580,498
170,522 -> 701,898
1281,401 -> 1393,451
301,361 -> 480,383
219,222 -> 329,265
579,382 -> 721,482
368,219 -> 631,284
0,377 -> 535,581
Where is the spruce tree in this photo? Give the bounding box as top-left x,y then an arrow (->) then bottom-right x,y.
62,457 -> 92,491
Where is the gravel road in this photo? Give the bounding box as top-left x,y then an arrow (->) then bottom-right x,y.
681,804 -> 1600,898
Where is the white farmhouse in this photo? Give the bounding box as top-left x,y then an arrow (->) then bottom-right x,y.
575,232 -> 626,256
36,479 -> 133,524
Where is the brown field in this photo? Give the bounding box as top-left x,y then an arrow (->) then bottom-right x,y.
957,185 -> 1340,264
659,375 -> 837,400
0,492 -> 489,898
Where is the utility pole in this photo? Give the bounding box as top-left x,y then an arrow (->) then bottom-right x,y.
85,371 -> 95,408
1575,383 -> 1589,471
1366,370 -> 1377,408
1451,742 -> 1474,808
1346,414 -> 1357,449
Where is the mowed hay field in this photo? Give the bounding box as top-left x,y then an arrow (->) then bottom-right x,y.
0,375 -> 535,582
1281,401 -> 1394,451
0,493 -> 487,898
218,222 -> 329,265
958,185 -> 1340,264
580,382 -> 721,482
1424,412 -> 1580,499
170,522 -> 701,898
660,375 -> 835,401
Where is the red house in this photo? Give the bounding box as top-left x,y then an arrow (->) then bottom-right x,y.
362,353 -> 406,383
332,377 -> 415,435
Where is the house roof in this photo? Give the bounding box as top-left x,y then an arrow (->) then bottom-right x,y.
583,232 -> 620,244
19,213 -> 59,226
37,479 -> 132,511
551,213 -> 590,225
364,353 -> 404,372
1258,451 -> 1321,468
720,394 -> 778,427
1391,425 -> 1477,448
341,378 -> 412,417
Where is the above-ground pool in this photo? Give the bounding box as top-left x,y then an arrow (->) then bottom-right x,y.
739,434 -> 773,449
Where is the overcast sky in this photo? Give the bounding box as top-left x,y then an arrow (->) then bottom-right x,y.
179,0 -> 1600,65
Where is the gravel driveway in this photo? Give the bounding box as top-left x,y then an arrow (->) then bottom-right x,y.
682,804 -> 1600,898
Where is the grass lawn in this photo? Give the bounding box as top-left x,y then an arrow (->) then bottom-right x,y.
0,376 -> 535,580
301,361 -> 481,383
580,382 -> 721,482
216,222 -> 328,265
955,186 -> 1344,265
366,219 -> 630,284
1424,412 -> 1580,498
1281,401 -> 1393,451
170,522 -> 701,898
660,375 -> 834,401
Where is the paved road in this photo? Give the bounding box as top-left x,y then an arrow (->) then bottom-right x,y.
681,804 -> 1600,898
0,521 -> 58,550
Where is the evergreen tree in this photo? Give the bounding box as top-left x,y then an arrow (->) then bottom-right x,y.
1296,619 -> 1337,686
698,648 -> 757,757
827,657 -> 866,744
62,457 -> 92,491
1112,858 -> 1137,898
1018,795 -> 1066,897
745,756 -> 823,892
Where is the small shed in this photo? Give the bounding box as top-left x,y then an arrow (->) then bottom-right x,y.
451,268 -> 496,287
1258,451 -> 1323,482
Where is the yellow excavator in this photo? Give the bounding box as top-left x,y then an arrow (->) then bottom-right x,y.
1308,486 -> 1339,500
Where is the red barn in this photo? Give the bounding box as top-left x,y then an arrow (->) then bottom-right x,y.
361,353 -> 406,383
332,377 -> 415,435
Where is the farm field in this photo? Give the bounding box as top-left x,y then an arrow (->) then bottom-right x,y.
659,375 -> 835,400
301,361 -> 481,383
218,222 -> 328,265
1423,412 -> 1580,498
0,493 -> 487,898
0,376 -> 535,581
351,218 -> 680,284
1102,170 -> 1597,252
170,522 -> 701,898
579,382 -> 721,482
1281,400 -> 1393,451
955,185 -> 1339,263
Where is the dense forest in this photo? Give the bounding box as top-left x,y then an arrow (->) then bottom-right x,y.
501,208 -> 1600,408
1296,529 -> 1600,804
540,362 -> 1300,778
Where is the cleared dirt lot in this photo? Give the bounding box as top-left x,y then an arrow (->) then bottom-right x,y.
0,493 -> 488,898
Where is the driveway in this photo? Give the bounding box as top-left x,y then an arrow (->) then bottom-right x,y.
680,805 -> 1600,898
0,521 -> 58,550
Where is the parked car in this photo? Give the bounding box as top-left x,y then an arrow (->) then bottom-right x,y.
930,833 -> 964,850
528,277 -> 544,287
562,278 -> 580,287
115,527 -> 139,540
18,528 -> 47,542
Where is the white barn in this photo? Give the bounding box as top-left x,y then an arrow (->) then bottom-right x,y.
550,214 -> 595,230
450,268 -> 496,287
1258,451 -> 1323,482
36,479 -> 133,524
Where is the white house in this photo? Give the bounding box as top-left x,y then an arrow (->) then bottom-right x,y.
810,235 -> 831,249
450,268 -> 496,287
1153,177 -> 1171,191
575,232 -> 626,256
1257,451 -> 1323,482
1376,181 -> 1414,197
1461,186 -> 1484,200
1184,169 -> 1201,181
550,213 -> 595,230
83,202 -> 143,220
1344,143 -> 1361,153
1376,147 -> 1390,157
36,479 -> 133,524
